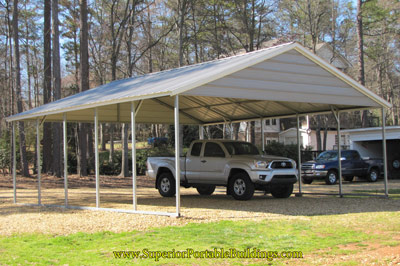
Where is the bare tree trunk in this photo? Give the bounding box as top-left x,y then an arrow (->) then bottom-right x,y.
78,0 -> 89,176
13,0 -> 30,177
52,0 -> 62,177
87,125 -> 94,174
233,123 -> 240,140
250,121 -> 255,144
100,124 -> 106,151
120,124 -> 129,177
356,0 -> 368,127
109,124 -> 114,162
42,0 -> 53,174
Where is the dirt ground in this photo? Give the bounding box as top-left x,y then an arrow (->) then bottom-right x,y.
1,174 -> 400,265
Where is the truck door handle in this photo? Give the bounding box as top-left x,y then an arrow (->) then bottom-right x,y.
201,160 -> 207,163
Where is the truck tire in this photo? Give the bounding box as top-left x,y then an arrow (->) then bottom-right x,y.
196,185 -> 216,195
157,172 -> 175,197
367,168 -> 379,182
229,173 -> 254,201
344,176 -> 354,182
271,184 -> 294,198
325,170 -> 338,185
302,177 -> 313,184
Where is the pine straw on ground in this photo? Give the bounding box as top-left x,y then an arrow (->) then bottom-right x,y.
0,174 -> 399,236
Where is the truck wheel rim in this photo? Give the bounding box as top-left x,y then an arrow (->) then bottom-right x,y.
234,179 -> 246,196
160,178 -> 170,192
329,173 -> 336,184
370,171 -> 377,181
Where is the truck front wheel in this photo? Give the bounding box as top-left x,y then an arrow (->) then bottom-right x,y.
157,172 -> 175,197
367,168 -> 379,182
325,170 -> 338,185
196,185 -> 216,195
229,173 -> 254,200
271,184 -> 294,198
302,177 -> 313,184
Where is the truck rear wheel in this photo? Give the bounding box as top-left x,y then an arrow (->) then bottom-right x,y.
196,185 -> 216,195
229,173 -> 254,201
271,184 -> 293,198
157,172 -> 175,197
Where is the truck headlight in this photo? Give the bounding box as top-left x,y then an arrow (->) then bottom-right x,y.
254,160 -> 269,168
315,165 -> 325,169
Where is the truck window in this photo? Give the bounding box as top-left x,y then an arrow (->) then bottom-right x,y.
223,142 -> 259,155
204,142 -> 225,158
191,142 -> 202,156
342,151 -> 353,160
351,151 -> 360,160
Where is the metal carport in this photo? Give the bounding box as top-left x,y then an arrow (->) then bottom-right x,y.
6,42 -> 391,217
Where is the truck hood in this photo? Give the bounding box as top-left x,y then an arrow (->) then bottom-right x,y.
231,154 -> 291,161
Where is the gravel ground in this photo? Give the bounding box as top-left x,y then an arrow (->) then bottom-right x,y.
0,174 -> 399,236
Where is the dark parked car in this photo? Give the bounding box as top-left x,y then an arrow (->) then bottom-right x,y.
301,150 -> 383,185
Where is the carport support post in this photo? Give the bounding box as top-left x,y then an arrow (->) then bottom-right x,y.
63,113 -> 68,206
382,107 -> 388,197
336,111 -> 343,197
174,95 -> 181,217
131,102 -> 137,210
296,115 -> 302,196
12,122 -> 16,203
261,119 -> 265,152
36,119 -> 41,205
94,108 -> 100,208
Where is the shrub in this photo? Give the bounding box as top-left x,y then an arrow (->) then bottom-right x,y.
264,142 -> 312,164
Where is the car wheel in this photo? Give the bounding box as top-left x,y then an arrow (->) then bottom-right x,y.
157,172 -> 175,197
344,176 -> 354,182
271,184 -> 294,198
229,173 -> 254,201
302,177 -> 313,184
325,170 -> 338,185
196,185 -> 216,195
367,168 -> 379,182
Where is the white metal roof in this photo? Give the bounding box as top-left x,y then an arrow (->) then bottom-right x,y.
6,42 -> 391,124
342,126 -> 400,141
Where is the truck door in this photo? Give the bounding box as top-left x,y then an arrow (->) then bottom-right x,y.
341,151 -> 354,176
185,142 -> 203,183
351,151 -> 368,176
199,142 -> 227,184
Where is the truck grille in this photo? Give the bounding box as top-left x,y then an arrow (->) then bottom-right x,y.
301,164 -> 315,170
270,161 -> 293,169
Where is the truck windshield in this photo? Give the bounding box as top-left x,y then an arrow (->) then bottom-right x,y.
317,151 -> 338,161
223,142 -> 259,155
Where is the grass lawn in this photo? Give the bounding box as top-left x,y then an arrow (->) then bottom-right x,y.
0,211 -> 399,265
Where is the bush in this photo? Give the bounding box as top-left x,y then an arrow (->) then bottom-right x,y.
264,142 -> 312,164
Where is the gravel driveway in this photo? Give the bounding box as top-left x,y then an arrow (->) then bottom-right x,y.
0,174 -> 399,235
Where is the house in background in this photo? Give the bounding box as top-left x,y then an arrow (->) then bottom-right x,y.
343,126 -> 400,179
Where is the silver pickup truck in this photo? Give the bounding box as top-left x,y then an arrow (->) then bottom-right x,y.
147,140 -> 298,200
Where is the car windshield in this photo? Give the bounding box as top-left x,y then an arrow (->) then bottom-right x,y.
317,151 -> 338,161
223,142 -> 260,155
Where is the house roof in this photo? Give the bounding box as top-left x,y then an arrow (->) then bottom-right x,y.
6,42 -> 391,125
